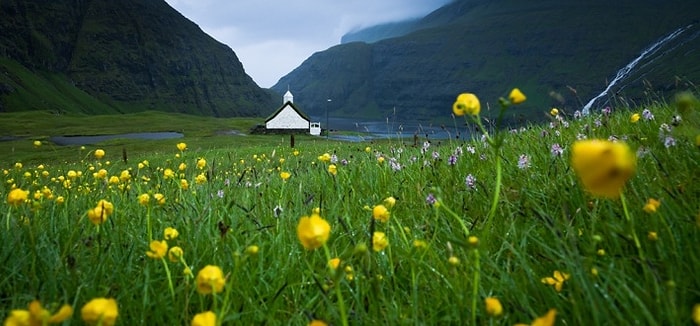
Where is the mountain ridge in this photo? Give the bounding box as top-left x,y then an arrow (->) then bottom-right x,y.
0,0 -> 276,117
272,0 -> 700,126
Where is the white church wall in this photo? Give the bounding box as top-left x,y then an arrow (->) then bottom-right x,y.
266,105 -> 309,129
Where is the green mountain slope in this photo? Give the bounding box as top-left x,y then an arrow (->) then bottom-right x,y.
0,0 -> 276,117
272,0 -> 700,125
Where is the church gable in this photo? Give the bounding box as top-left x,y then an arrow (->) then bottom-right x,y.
265,102 -> 310,129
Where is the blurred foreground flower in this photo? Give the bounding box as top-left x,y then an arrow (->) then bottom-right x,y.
296,213 -> 331,250
571,139 -> 636,198
191,311 -> 216,326
372,232 -> 389,252
196,265 -> 226,295
87,199 -> 114,225
509,88 -> 527,104
515,308 -> 557,326
484,297 -> 503,317
7,188 -> 29,206
3,300 -> 73,326
81,298 -> 118,326
453,93 -> 481,116
372,204 -> 390,223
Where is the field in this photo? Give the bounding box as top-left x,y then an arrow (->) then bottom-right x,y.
1,91 -> 699,325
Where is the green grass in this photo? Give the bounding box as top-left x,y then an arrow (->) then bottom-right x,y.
0,95 -> 698,325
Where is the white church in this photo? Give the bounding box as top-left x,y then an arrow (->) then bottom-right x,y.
264,90 -> 321,135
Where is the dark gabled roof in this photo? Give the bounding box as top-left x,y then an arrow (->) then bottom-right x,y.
264,101 -> 311,123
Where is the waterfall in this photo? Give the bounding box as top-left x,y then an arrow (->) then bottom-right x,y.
581,24 -> 692,114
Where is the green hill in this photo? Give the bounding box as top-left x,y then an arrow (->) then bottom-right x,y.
272,0 -> 700,125
0,0 -> 276,117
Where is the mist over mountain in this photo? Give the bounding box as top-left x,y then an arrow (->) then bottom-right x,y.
272,0 -> 700,126
0,0 -> 276,116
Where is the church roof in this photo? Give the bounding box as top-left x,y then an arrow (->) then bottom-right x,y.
264,101 -> 311,123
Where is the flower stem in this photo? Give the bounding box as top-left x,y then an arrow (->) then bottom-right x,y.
620,192 -> 645,261
5,208 -> 11,231
439,202 -> 470,239
323,244 -> 348,326
146,205 -> 152,243
485,154 -> 502,225
471,248 -> 481,326
161,257 -> 175,299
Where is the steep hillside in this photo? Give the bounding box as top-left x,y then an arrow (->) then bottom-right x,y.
0,0 -> 276,116
273,0 -> 700,125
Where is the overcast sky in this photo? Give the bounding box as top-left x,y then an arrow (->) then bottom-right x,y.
164,0 -> 452,88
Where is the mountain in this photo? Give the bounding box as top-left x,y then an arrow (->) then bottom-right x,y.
272,0 -> 700,126
0,0 -> 276,117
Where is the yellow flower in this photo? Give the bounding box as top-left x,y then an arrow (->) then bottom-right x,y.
643,198 -> 661,213
192,311 -> 216,326
7,188 -> 29,206
81,298 -> 118,326
3,310 -> 30,326
197,158 -> 206,169
452,93 -> 481,116
648,231 -> 658,241
87,200 -> 114,225
168,246 -> 184,263
4,300 -> 73,326
94,149 -> 105,159
163,168 -> 175,179
372,231 -> 389,252
280,171 -> 291,181
196,265 -> 226,294
146,240 -> 168,259
364,146 -> 371,153
296,214 -> 331,250
509,88 -> 527,104
541,270 -> 570,292
550,108 -> 559,116
468,236 -> 479,246
571,139 -> 636,198
119,170 -> 131,182
484,297 -> 503,317
318,153 -> 331,163
180,179 -> 189,190
176,142 -> 187,151
178,163 -> 187,171
327,164 -> 337,176
138,193 -> 150,206
630,113 -> 640,123
195,173 -> 207,184
164,227 -> 179,240
515,309 -> 557,326
413,239 -> 428,249
309,320 -> 328,326
154,193 -> 166,206
383,196 -> 396,209
448,256 -> 460,266
245,245 -> 259,255
693,303 -> 700,325
372,204 -> 390,223
33,140 -> 42,147
328,257 -> 341,270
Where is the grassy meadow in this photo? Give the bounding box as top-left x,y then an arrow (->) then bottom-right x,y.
1,91 -> 699,325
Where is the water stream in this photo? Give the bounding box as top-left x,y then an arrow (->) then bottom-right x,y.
582,24 -> 693,114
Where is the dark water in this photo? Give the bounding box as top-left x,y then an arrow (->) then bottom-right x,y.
50,132 -> 184,146
314,117 -> 471,141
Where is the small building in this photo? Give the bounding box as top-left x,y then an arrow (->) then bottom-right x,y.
263,90 -> 321,135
